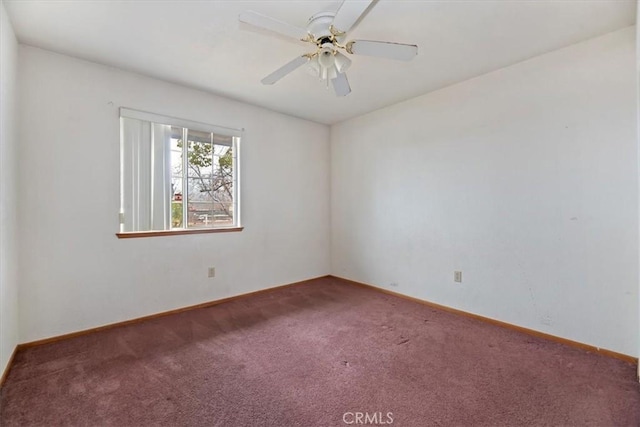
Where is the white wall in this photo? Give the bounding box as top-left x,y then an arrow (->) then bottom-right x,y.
0,0 -> 19,374
17,46 -> 330,343
331,27 -> 639,356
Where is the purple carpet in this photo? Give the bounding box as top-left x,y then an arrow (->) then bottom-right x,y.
1,277 -> 639,426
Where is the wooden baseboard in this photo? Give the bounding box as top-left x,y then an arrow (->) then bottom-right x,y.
0,346 -> 18,388
18,275 -> 331,349
331,275 -> 638,365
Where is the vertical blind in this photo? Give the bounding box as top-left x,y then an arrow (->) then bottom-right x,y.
120,118 -> 172,231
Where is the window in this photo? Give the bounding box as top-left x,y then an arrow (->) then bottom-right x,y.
118,108 -> 241,237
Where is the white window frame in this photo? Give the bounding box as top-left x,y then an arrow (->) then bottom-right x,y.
118,108 -> 242,237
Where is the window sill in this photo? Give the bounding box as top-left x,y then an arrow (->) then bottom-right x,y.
116,227 -> 244,239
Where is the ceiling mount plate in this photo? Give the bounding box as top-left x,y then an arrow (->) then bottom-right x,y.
307,12 -> 336,41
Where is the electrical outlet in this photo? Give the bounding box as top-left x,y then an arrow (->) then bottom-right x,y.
208,267 -> 216,278
454,271 -> 462,283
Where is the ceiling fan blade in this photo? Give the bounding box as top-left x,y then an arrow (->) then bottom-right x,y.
331,0 -> 375,34
332,72 -> 351,97
261,55 -> 310,85
346,40 -> 418,61
239,11 -> 308,41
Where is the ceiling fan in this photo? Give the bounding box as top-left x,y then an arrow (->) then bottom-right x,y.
239,0 -> 418,97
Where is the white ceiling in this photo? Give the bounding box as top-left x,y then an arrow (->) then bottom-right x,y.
4,0 -> 636,125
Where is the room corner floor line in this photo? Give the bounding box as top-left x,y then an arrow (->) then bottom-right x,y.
16,275 -> 332,350
0,346 -> 18,388
329,275 -> 638,365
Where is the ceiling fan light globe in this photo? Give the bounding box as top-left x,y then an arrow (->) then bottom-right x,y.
318,48 -> 335,69
307,56 -> 321,78
334,51 -> 352,73
327,64 -> 338,80
319,61 -> 338,81
321,66 -> 328,81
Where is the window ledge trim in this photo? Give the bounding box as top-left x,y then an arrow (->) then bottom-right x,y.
116,227 -> 244,239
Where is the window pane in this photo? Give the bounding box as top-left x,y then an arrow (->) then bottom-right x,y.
187,177 -> 214,228
170,131 -> 183,175
170,127 -> 184,229
187,130 -> 213,179
171,199 -> 184,228
212,143 -> 234,227
186,134 -> 234,228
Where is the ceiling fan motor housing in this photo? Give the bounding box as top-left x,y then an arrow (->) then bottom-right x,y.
307,12 -> 338,42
